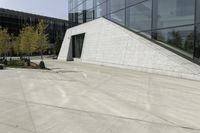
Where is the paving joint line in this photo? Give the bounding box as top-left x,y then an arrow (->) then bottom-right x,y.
0,96 -> 199,131
27,100 -> 200,131
19,78 -> 38,133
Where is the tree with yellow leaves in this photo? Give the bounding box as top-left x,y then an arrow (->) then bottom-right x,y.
0,27 -> 11,60
35,21 -> 48,61
18,26 -> 37,59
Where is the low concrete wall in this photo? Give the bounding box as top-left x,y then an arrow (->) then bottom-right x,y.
58,18 -> 200,80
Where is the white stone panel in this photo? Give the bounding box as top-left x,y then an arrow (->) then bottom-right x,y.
58,18 -> 200,80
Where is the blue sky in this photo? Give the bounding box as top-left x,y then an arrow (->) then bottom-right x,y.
0,0 -> 68,20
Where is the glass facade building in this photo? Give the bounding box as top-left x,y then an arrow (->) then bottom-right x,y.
68,0 -> 200,64
0,8 -> 69,44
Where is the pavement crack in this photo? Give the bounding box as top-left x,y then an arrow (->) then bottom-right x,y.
0,121 -> 34,133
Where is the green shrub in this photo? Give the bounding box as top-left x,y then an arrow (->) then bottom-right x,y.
8,60 -> 25,67
0,59 -> 7,65
0,64 -> 4,69
0,60 -> 3,64
4,59 -> 7,65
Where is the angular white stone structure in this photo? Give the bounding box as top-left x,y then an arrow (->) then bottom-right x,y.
58,18 -> 200,80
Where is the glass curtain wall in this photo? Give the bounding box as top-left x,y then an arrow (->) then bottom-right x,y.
68,0 -> 200,63
195,0 -> 200,61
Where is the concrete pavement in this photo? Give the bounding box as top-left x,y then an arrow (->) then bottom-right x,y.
0,60 -> 200,133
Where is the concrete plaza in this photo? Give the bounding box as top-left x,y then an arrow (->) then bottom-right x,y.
0,60 -> 200,133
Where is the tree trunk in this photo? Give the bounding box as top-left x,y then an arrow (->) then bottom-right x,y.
40,51 -> 43,61
4,53 -> 6,60
27,54 -> 31,66
10,51 -> 12,61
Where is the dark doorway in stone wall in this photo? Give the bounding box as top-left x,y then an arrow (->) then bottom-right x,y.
71,33 -> 85,59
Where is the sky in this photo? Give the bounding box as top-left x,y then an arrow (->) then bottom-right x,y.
0,0 -> 68,20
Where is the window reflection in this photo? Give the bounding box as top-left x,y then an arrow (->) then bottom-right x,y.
157,0 -> 195,28
86,0 -> 93,10
86,10 -> 95,22
126,0 -> 152,31
110,10 -> 125,26
156,26 -> 194,55
109,0 -> 125,13
127,0 -> 148,7
95,2 -> 107,18
196,0 -> 200,24
95,0 -> 106,6
195,24 -> 200,59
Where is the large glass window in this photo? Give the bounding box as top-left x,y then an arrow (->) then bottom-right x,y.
95,2 -> 107,18
78,14 -> 84,24
73,0 -> 79,9
77,3 -> 83,13
85,0 -> 94,22
156,0 -> 195,29
76,4 -> 84,24
195,24 -> 200,60
194,0 -> 200,60
68,10 -> 73,25
86,0 -> 94,10
126,0 -> 152,32
72,8 -> 78,24
77,0 -> 84,5
69,0 -> 73,11
95,0 -> 106,6
109,0 -> 125,13
196,0 -> 200,24
86,9 -> 94,22
72,0 -> 76,9
109,9 -> 125,26
126,0 -> 148,7
156,26 -> 194,55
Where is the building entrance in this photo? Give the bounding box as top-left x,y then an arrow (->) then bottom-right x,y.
72,33 -> 85,58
